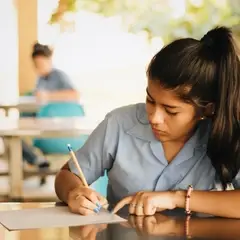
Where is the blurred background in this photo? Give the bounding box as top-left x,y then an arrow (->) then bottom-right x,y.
0,0 -> 239,202
2,0 -> 240,119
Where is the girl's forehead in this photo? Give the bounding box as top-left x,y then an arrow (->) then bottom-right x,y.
147,80 -> 189,107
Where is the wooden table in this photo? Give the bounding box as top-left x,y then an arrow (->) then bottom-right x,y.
0,96 -> 39,114
0,202 -> 240,240
0,96 -> 83,115
0,117 -> 99,200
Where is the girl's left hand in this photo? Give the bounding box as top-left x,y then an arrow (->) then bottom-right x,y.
112,191 -> 178,216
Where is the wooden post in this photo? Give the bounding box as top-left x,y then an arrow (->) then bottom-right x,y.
17,0 -> 38,95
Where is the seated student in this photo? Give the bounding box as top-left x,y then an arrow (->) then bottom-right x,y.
22,43 -> 80,169
55,26 -> 240,218
32,42 -> 79,102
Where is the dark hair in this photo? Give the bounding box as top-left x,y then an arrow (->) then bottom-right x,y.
147,26 -> 240,189
32,42 -> 52,58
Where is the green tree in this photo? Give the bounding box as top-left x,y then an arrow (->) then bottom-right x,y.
50,0 -> 240,42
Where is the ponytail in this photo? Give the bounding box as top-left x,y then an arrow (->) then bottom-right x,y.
203,27 -> 240,188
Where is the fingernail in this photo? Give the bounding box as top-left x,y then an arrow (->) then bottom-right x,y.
94,208 -> 100,213
96,202 -> 102,209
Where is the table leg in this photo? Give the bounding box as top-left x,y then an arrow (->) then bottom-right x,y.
8,136 -> 23,200
3,107 -> 9,117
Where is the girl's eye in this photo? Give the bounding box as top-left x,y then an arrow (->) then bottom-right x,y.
146,98 -> 155,104
165,109 -> 178,116
146,98 -> 178,115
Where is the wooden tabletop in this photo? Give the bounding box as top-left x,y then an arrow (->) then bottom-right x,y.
0,96 -> 39,113
0,96 -> 83,113
0,117 -> 99,137
0,202 -> 240,240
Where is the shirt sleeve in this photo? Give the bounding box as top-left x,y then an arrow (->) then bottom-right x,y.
232,171 -> 240,189
57,71 -> 75,90
68,112 -> 119,185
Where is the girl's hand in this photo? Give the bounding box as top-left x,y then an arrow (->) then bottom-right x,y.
67,186 -> 108,215
112,191 -> 178,216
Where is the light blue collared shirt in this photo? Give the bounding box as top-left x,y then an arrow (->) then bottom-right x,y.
68,103 -> 240,205
35,68 -> 74,91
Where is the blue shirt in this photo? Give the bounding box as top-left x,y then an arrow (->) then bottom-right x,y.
68,103 -> 240,205
35,68 -> 74,91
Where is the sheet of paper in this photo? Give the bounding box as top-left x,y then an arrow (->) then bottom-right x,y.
0,206 -> 126,231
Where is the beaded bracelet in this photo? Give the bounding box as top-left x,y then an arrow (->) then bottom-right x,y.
185,185 -> 193,215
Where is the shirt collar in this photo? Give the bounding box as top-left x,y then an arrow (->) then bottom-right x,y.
126,103 -> 156,142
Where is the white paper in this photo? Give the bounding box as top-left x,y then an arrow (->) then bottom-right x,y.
0,206 -> 126,231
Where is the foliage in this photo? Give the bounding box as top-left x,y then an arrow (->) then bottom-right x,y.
49,0 -> 240,41
49,0 -> 77,24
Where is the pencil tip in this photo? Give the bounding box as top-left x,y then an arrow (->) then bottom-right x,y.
67,144 -> 72,152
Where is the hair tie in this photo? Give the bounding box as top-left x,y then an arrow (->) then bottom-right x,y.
201,34 -> 214,47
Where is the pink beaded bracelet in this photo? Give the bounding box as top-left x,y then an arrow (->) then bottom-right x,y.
185,185 -> 193,215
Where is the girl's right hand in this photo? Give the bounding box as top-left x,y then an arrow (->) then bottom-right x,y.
67,186 -> 108,215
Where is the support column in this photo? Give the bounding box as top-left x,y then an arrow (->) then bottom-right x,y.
18,0 -> 38,95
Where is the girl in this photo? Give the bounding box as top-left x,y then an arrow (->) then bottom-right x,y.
55,26 -> 240,218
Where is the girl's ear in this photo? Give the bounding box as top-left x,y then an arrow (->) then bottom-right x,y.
203,102 -> 215,118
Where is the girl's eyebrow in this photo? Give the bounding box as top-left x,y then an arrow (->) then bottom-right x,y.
146,88 -> 181,109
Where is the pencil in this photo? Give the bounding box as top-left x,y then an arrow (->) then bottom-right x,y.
67,144 -> 103,211
67,144 -> 89,187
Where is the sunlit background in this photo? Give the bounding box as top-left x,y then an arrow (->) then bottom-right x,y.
1,0 -> 239,120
